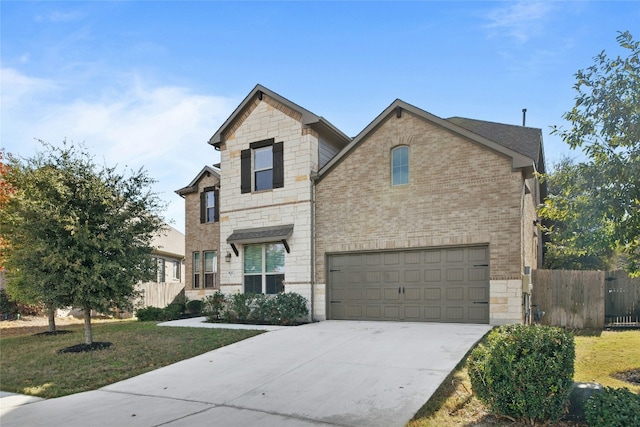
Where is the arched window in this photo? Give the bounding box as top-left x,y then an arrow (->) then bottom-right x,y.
391,146 -> 409,186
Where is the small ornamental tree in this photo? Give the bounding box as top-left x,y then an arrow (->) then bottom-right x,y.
0,141 -> 165,344
544,31 -> 640,275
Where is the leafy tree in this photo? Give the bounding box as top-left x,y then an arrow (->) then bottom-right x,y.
545,31 -> 640,275
0,141 -> 165,343
539,157 -> 617,270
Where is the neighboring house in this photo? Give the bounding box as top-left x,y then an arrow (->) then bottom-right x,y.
60,224 -> 186,317
175,166 -> 221,301
149,224 -> 186,286
180,84 -> 545,325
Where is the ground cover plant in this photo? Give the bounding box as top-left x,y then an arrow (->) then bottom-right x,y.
408,330 -> 639,427
0,320 -> 262,398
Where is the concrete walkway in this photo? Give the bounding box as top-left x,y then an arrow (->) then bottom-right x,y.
0,320 -> 490,427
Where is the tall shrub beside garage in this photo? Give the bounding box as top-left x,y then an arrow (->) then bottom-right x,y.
468,324 -> 575,424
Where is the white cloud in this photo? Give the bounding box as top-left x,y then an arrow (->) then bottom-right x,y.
35,10 -> 85,23
485,1 -> 554,43
1,68 -> 239,232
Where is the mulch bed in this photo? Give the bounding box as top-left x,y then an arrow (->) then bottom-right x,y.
57,342 -> 113,354
33,330 -> 74,337
613,368 -> 640,385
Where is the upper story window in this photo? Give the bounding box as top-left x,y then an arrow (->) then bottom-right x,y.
391,146 -> 409,186
200,187 -> 219,223
241,138 -> 284,193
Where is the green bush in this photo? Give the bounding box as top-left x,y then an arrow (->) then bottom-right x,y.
163,302 -> 184,320
584,387 -> 640,427
273,292 -> 308,325
135,306 -> 165,321
223,293 -> 256,323
186,299 -> 203,315
468,324 -> 575,424
203,291 -> 226,322
135,303 -> 184,321
203,291 -> 309,326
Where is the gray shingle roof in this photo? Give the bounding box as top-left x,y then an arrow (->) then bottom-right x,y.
446,117 -> 544,171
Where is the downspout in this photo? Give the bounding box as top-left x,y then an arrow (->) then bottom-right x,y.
310,173 -> 317,322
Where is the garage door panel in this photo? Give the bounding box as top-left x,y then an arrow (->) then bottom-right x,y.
446,268 -> 464,281
468,306 -> 488,321
404,287 -> 421,301
446,307 -> 464,321
383,288 -> 401,301
424,306 -> 442,320
424,288 -> 442,300
328,246 -> 489,323
446,287 -> 464,300
366,271 -> 381,282
468,267 -> 488,281
383,270 -> 400,283
366,288 -> 382,300
424,269 -> 441,282
469,286 -> 488,301
405,270 -> 421,282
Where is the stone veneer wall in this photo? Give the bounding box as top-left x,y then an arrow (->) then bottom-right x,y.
183,173 -> 220,301
315,112 -> 528,325
217,96 -> 318,315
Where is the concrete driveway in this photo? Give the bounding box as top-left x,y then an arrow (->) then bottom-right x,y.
0,320 -> 490,427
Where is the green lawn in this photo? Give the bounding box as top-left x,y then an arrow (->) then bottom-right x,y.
408,330 -> 640,427
0,321 -> 263,398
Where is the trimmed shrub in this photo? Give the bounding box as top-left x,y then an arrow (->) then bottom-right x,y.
584,387 -> 640,427
135,306 -> 165,321
273,292 -> 308,325
468,324 -> 575,424
203,291 -> 226,322
186,299 -> 203,315
163,302 -> 184,320
203,291 -> 309,326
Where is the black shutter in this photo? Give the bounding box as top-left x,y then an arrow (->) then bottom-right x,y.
213,189 -> 220,222
273,142 -> 284,188
241,149 -> 251,193
199,191 -> 206,223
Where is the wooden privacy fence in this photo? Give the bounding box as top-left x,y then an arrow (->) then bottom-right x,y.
532,270 -> 640,329
134,282 -> 184,309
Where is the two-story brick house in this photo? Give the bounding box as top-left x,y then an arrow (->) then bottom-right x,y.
176,166 -> 221,301
179,84 -> 545,325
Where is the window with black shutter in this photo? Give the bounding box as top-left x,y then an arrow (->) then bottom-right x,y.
200,187 -> 219,223
240,138 -> 284,193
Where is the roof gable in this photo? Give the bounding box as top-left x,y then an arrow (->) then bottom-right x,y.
208,84 -> 350,149
175,165 -> 220,196
317,100 -> 541,180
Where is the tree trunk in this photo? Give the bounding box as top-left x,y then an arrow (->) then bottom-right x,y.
46,303 -> 57,333
83,307 -> 93,345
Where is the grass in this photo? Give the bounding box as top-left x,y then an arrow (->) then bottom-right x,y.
0,320 -> 263,398
408,330 -> 640,427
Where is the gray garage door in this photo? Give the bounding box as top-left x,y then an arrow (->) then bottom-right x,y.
327,246 -> 490,323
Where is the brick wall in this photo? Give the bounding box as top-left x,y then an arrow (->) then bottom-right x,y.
184,172 -> 220,301
315,111 -> 528,324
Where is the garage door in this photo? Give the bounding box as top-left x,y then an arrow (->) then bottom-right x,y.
327,246 -> 490,323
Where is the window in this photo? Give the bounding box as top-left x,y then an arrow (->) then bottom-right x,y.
193,252 -> 200,288
157,258 -> 165,283
204,251 -> 217,288
172,260 -> 181,281
391,146 -> 409,186
243,243 -> 285,294
241,139 -> 284,193
254,146 -> 273,191
200,187 -> 219,223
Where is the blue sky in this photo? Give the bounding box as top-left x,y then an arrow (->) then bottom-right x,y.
2,1 -> 638,233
